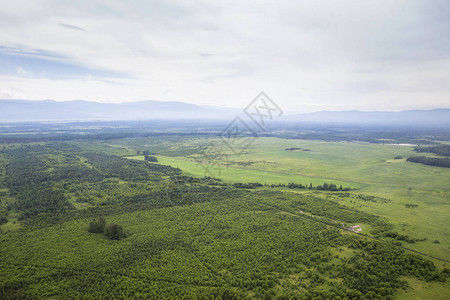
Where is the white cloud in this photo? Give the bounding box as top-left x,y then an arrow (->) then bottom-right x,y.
0,0 -> 449,112
15,66 -> 33,77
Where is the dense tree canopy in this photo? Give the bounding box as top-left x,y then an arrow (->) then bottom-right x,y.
407,156 -> 450,168
0,141 -> 447,299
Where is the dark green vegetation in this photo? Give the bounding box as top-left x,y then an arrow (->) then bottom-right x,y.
105,223 -> 125,240
145,155 -> 158,162
0,122 -> 449,299
414,145 -> 450,157
87,217 -> 125,240
406,156 -> 450,168
88,217 -> 107,234
405,145 -> 450,168
285,148 -> 311,152
232,182 -> 352,191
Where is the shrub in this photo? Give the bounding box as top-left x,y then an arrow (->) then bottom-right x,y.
144,155 -> 158,162
105,223 -> 125,240
88,217 -> 106,233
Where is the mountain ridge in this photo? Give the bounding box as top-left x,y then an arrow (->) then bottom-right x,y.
1,99 -> 449,126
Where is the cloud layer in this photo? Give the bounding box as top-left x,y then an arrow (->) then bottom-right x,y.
1,0 -> 449,112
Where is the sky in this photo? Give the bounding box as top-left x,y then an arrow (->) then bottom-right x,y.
0,0 -> 449,113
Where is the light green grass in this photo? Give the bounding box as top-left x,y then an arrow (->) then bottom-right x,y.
126,155 -> 364,188
395,277 -> 450,300
233,138 -> 450,188
0,211 -> 21,232
221,138 -> 450,260
125,137 -> 450,260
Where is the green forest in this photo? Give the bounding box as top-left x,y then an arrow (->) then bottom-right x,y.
0,140 -> 448,299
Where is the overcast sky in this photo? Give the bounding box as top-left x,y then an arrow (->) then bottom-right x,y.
0,0 -> 449,112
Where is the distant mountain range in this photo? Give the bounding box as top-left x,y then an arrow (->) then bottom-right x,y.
0,99 -> 449,126
0,99 -> 238,122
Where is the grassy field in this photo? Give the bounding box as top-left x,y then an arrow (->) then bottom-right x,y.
126,155 -> 364,189
122,137 -> 450,261
395,277 -> 450,300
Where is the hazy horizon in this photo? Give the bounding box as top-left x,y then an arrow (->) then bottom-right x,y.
2,98 -> 450,115
1,98 -> 450,127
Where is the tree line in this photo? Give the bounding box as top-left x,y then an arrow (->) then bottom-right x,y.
414,145 -> 450,156
406,156 -> 450,168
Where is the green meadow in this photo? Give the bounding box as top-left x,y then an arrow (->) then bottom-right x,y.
127,155 -> 364,189
124,137 -> 449,261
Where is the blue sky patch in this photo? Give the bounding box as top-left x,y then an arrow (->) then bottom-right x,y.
0,45 -> 127,79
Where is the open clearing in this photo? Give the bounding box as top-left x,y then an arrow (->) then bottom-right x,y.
124,137 -> 449,260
